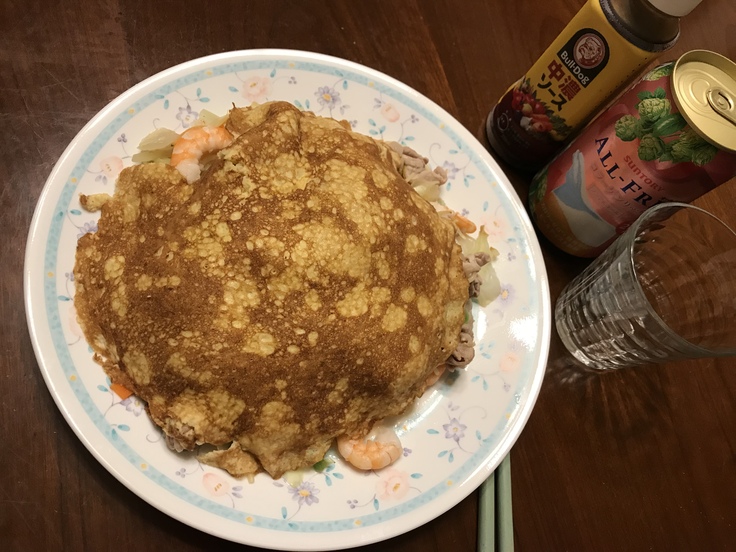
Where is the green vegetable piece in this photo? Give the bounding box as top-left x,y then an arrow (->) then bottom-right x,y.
652,113 -> 687,137
638,98 -> 671,123
313,458 -> 334,473
550,113 -> 572,135
638,134 -> 666,161
615,115 -> 641,141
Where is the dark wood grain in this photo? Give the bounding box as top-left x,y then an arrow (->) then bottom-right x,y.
2,0 -> 735,550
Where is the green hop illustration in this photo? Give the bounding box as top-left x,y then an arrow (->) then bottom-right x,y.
530,168 -> 548,207
670,139 -> 695,163
678,127 -> 708,148
638,134 -> 666,161
670,128 -> 717,165
614,115 -> 641,141
643,63 -> 674,81
637,98 -> 671,124
690,143 -> 719,166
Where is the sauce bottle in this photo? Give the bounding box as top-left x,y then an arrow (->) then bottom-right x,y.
484,0 -> 702,172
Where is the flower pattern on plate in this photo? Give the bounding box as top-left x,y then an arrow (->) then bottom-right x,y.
427,402 -> 489,463
241,75 -> 273,103
346,468 -> 422,513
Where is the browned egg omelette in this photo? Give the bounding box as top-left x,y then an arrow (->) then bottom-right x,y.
74,101 -> 469,479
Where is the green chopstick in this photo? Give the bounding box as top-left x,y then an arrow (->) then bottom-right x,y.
478,454 -> 514,552
478,465 -> 495,551
496,455 -> 514,552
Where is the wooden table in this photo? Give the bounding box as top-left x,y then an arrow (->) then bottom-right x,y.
2,1 -> 734,550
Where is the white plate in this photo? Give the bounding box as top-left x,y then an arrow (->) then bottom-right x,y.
24,50 -> 550,550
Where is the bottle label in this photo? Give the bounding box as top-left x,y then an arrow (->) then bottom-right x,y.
529,62 -> 736,257
487,0 -> 657,169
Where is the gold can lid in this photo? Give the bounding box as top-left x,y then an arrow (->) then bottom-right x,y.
672,50 -> 736,152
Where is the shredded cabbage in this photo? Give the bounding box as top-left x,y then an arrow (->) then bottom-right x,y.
133,111 -> 229,165
283,469 -> 306,487
457,226 -> 501,306
137,128 -> 180,151
193,109 -> 229,128
132,128 -> 180,164
412,181 -> 442,202
131,150 -> 173,164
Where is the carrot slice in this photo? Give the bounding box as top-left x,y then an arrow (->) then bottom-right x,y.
110,383 -> 134,400
451,212 -> 477,234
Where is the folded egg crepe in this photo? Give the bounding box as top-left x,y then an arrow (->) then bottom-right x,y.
74,101 -> 473,479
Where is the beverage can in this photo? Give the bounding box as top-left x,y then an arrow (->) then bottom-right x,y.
529,50 -> 736,257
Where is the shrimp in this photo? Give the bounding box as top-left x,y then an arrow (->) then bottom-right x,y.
170,126 -> 233,183
337,424 -> 402,471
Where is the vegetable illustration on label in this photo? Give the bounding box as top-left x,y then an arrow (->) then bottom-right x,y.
613,79 -> 718,165
512,78 -> 572,137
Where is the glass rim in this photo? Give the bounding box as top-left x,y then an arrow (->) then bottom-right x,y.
626,201 -> 736,357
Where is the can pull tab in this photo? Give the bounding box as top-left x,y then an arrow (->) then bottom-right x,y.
707,87 -> 736,126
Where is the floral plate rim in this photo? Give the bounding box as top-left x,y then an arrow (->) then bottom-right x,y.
24,49 -> 550,550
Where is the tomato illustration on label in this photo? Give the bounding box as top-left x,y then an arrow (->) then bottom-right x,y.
509,79 -> 564,136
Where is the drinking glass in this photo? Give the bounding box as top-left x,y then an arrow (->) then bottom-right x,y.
555,202 -> 736,370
